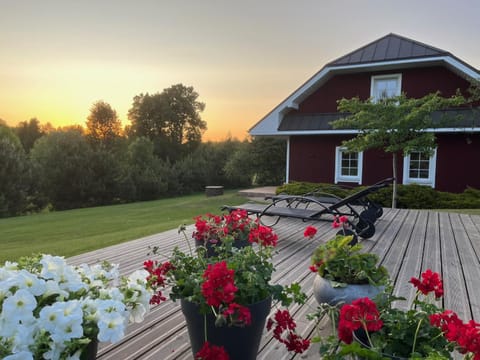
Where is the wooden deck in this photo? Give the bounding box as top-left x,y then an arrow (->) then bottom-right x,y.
68,208 -> 480,359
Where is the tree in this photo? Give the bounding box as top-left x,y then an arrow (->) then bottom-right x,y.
0,124 -> 31,217
86,100 -> 122,148
128,84 -> 206,160
224,137 -> 287,186
126,137 -> 168,200
15,118 -> 45,153
332,92 -> 465,208
30,129 -> 95,209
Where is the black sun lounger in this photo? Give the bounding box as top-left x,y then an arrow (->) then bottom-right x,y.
222,178 -> 393,240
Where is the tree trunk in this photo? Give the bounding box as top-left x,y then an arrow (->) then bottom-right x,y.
391,153 -> 397,209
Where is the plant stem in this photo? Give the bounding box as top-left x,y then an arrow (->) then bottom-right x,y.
411,317 -> 423,355
203,313 -> 208,343
362,322 -> 375,349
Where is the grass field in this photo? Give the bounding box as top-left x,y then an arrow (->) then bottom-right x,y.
0,191 -> 247,263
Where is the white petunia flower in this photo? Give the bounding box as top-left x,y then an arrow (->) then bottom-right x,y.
97,312 -> 126,343
40,254 -> 68,279
10,323 -> 37,353
128,303 -> 148,323
127,269 -> 149,283
44,279 -> 69,299
1,289 -> 37,324
16,269 -> 47,296
4,351 -> 34,360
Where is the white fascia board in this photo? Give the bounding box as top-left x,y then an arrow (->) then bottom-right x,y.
249,56 -> 480,137
252,129 -> 360,136
427,127 -> 480,133
252,127 -> 480,137
443,57 -> 480,80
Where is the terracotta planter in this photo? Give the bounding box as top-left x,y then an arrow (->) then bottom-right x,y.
313,275 -> 383,306
181,297 -> 271,360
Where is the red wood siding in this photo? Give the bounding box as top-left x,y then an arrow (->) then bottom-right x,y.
296,66 -> 472,114
288,133 -> 480,193
435,134 -> 480,192
288,135 -> 393,185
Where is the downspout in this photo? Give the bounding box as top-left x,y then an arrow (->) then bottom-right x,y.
285,137 -> 290,184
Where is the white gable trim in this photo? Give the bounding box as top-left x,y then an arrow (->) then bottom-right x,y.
249,55 -> 480,137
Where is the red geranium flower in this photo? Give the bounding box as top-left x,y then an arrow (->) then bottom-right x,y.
337,297 -> 383,344
303,226 -> 317,239
332,215 -> 349,229
201,261 -> 238,307
195,341 -> 229,360
222,302 -> 252,325
410,269 -> 444,298
248,225 -> 278,247
267,309 -> 310,354
143,260 -> 175,304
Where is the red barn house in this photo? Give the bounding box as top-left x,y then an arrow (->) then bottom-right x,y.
250,34 -> 480,193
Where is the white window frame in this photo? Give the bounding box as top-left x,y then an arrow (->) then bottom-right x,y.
335,147 -> 363,184
403,149 -> 437,188
370,74 -> 402,102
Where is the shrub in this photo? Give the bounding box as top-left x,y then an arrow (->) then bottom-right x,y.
277,182 -> 480,209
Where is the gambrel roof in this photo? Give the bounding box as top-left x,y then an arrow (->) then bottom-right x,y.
328,33 -> 449,67
250,33 -> 480,136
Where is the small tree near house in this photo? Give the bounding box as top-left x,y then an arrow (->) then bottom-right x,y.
331,91 -> 466,208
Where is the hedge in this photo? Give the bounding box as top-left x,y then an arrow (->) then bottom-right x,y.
276,182 -> 480,209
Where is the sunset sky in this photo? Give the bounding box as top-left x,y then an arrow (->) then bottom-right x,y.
1,0 -> 479,141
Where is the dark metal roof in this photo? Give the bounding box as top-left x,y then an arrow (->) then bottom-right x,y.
327,33 -> 451,67
278,113 -> 345,131
278,108 -> 480,132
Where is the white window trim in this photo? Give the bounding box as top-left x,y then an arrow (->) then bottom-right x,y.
335,147 -> 363,184
403,149 -> 437,188
370,73 -> 402,102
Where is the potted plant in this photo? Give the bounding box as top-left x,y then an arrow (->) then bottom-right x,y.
191,210 -> 255,256
145,211 -> 310,360
0,254 -> 153,359
315,269 -> 480,359
307,218 -> 389,306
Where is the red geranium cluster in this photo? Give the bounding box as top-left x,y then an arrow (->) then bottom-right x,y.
195,341 -> 229,360
193,210 -> 253,243
332,215 -> 348,229
431,310 -> 480,358
267,309 -> 310,353
303,225 -> 317,239
201,261 -> 238,307
143,260 -> 175,305
410,268 -> 444,298
193,213 -> 224,242
337,297 -> 383,344
224,209 -> 251,235
201,261 -> 252,326
248,225 -> 278,246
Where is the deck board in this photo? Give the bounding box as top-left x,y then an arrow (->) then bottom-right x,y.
67,208 -> 480,359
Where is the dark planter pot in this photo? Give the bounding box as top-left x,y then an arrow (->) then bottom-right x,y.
181,297 -> 272,360
313,275 -> 384,306
80,339 -> 98,360
195,238 -> 251,258
353,329 -> 407,360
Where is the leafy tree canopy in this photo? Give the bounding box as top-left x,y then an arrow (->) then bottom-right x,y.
333,92 -> 465,157
128,84 -> 206,159
332,91 -> 466,207
14,118 -> 45,153
86,100 -> 122,147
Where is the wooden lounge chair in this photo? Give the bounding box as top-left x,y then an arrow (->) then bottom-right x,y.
222,178 -> 393,240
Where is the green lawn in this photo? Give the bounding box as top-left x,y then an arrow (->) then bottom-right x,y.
0,191 -> 247,263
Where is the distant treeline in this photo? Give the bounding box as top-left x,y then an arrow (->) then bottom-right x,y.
0,84 -> 286,217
